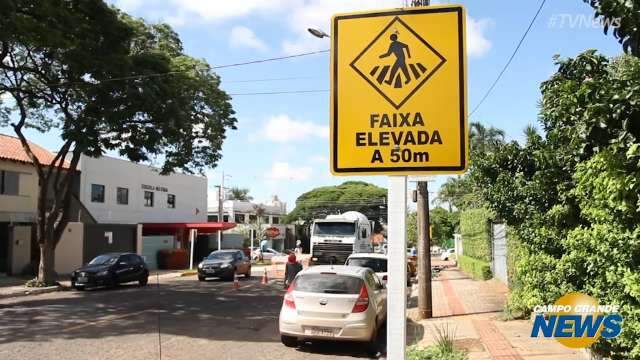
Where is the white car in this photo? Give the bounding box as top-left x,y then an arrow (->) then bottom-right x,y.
440,248 -> 456,261
345,253 -> 412,287
278,265 -> 387,351
252,248 -> 283,261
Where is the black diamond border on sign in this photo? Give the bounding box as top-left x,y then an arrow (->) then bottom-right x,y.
350,16 -> 447,110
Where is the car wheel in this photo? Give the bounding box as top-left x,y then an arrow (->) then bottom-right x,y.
198,275 -> 206,281
281,335 -> 298,348
139,276 -> 148,286
443,257 -> 448,261
224,270 -> 235,281
245,266 -> 252,278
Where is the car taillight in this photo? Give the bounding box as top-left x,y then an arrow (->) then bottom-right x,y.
283,283 -> 296,309
352,285 -> 369,313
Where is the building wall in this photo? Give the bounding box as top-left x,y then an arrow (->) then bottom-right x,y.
79,155 -> 207,224
55,222 -> 84,274
83,224 -> 137,263
0,160 -> 38,222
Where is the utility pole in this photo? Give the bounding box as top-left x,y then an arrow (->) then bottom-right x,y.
411,0 -> 433,320
217,171 -> 226,250
416,181 -> 432,319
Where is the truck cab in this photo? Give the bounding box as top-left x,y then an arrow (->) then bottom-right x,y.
310,211 -> 374,265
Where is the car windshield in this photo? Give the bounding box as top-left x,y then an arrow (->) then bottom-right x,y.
207,252 -> 235,260
89,255 -> 118,265
313,222 -> 356,236
346,258 -> 387,273
294,273 -> 363,294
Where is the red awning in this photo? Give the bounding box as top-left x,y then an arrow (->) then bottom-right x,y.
143,222 -> 236,234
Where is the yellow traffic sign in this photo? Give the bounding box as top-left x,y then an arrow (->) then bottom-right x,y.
331,5 -> 468,175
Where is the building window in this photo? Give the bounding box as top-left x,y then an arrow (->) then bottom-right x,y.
234,214 -> 245,223
223,215 -> 229,222
249,215 -> 257,223
91,184 -> 105,203
261,216 -> 269,224
116,187 -> 129,205
272,216 -> 280,224
208,215 -> 219,222
144,191 -> 154,207
167,194 -> 176,209
0,170 -> 19,195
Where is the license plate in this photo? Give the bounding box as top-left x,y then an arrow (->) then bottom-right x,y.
77,277 -> 88,283
306,327 -> 336,337
206,269 -> 216,274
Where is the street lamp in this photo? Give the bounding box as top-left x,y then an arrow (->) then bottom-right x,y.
307,28 -> 330,39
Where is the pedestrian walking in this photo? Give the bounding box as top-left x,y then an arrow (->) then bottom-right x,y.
284,254 -> 302,290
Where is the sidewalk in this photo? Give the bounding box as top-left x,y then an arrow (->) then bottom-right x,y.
409,266 -> 586,360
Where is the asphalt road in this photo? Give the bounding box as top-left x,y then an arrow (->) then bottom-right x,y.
0,274 -> 385,360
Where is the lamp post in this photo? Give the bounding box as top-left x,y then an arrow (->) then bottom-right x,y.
307,28 -> 330,39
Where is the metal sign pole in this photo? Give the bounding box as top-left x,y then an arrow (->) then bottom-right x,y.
387,175 -> 408,359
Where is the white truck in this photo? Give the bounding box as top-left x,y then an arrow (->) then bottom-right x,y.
310,211 -> 374,265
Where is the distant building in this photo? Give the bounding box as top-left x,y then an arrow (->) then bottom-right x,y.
208,195 -> 286,225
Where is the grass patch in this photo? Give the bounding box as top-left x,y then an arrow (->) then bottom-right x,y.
407,324 -> 468,360
457,255 -> 492,280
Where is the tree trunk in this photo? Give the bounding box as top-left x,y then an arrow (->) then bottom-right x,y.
37,242 -> 56,285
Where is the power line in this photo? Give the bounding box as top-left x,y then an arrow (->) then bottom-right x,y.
228,89 -> 329,96
212,50 -> 329,70
469,0 -> 547,117
224,75 -> 323,84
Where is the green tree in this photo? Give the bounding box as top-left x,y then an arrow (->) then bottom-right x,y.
0,1 -> 236,285
473,52 -> 640,358
228,187 -> 253,201
406,211 -> 417,247
469,121 -> 505,155
285,181 -> 387,230
584,0 -> 640,56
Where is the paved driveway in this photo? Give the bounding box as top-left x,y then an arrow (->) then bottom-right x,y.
0,275 -> 384,360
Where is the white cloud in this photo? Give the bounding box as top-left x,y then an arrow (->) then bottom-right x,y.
467,17 -> 493,57
263,114 -> 328,143
230,26 -> 269,52
309,155 -> 328,164
265,162 -> 312,181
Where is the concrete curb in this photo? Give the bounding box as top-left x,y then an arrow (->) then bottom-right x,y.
0,285 -> 63,300
180,271 -> 197,277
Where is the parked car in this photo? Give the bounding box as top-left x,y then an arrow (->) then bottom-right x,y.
441,248 -> 456,261
279,265 -> 387,352
345,253 -> 412,286
252,248 -> 284,261
71,253 -> 148,290
198,249 -> 251,281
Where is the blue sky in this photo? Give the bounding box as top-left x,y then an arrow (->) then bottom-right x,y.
0,0 -> 623,212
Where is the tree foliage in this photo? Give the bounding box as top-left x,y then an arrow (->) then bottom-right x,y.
0,1 -> 236,284
584,0 -> 640,56
472,52 -> 640,358
227,187 -> 253,201
285,181 -> 387,230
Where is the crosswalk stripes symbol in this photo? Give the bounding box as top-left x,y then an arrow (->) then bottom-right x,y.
350,16 -> 446,109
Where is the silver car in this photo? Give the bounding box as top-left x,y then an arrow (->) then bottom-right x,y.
278,265 -> 387,350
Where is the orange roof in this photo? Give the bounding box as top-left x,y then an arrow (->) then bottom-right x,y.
0,133 -> 69,168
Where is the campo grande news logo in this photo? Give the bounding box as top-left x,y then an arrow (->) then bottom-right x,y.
531,292 -> 623,348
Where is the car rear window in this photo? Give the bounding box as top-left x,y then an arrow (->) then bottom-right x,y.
294,273 -> 363,294
346,258 -> 387,273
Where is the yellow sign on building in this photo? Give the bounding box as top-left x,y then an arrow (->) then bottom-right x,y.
331,6 -> 468,175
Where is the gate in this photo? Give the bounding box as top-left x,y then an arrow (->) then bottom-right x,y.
142,236 -> 175,270
491,223 -> 508,285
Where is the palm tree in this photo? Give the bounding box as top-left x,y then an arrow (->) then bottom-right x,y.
469,121 -> 505,154
523,124 -> 541,145
227,187 -> 253,201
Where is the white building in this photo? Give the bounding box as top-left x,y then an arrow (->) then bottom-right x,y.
208,196 -> 287,225
79,155 -> 207,224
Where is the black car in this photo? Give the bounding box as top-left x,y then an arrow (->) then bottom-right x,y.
71,253 -> 149,289
197,250 -> 251,281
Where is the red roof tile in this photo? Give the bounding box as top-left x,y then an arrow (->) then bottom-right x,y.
0,133 -> 69,168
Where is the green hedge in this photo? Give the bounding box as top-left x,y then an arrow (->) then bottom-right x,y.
458,255 -> 492,280
459,208 -> 492,262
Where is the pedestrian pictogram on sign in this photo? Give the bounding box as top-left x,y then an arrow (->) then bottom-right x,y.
331,6 -> 468,175
351,16 -> 446,109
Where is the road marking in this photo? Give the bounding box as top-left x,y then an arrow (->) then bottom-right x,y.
62,309 -> 152,332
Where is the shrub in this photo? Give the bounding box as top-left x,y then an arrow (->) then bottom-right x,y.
458,255 -> 492,280
407,324 -> 468,360
459,208 -> 492,262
